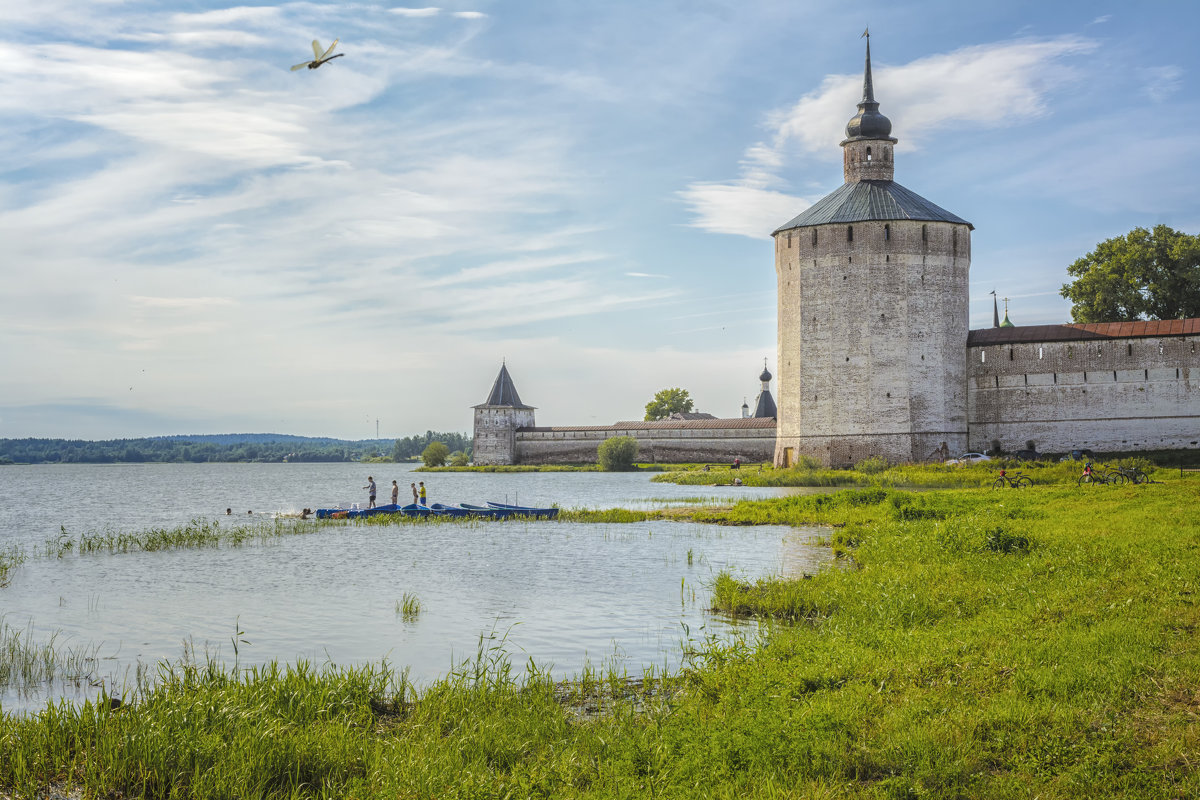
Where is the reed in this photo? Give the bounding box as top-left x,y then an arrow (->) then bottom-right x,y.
0,544 -> 24,586
0,618 -> 101,696
396,593 -> 421,621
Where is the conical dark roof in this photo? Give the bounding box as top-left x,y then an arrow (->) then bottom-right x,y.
844,35 -> 894,141
474,364 -> 533,409
773,180 -> 972,232
753,390 -> 777,419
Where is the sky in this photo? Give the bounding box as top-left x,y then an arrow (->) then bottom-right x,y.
2,1 -> 1197,440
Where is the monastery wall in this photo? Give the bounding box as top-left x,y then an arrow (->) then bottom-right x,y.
514,424 -> 777,465
967,335 -> 1200,453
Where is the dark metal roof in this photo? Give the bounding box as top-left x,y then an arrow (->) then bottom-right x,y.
473,364 -> 533,409
523,418 -> 777,432
774,180 -> 972,232
753,390 -> 777,419
967,318 -> 1200,346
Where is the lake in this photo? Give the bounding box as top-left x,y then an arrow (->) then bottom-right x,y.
0,463 -> 833,714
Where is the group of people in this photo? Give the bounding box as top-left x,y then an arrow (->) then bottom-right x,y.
363,476 -> 427,509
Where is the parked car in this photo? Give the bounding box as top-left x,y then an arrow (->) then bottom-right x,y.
946,452 -> 991,465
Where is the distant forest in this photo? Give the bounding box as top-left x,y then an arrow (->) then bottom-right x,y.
0,431 -> 472,465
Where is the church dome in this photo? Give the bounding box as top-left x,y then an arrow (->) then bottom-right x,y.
759,367 -> 772,382
845,103 -> 892,140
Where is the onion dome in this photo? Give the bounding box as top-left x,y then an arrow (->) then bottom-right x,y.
759,367 -> 772,383
844,35 -> 894,141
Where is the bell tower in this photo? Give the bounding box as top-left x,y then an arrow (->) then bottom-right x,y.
772,35 -> 973,467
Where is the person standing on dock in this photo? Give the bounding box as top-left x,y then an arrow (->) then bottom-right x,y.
364,476 -> 377,508
391,480 -> 399,506
418,481 -> 428,506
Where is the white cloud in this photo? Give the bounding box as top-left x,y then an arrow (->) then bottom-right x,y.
453,11 -> 487,20
682,35 -> 1098,238
1141,65 -> 1183,102
390,7 -> 441,17
677,183 -> 811,239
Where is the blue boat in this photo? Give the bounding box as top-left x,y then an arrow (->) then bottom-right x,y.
485,501 -> 560,519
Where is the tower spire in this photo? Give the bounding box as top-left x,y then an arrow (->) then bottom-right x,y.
862,28 -> 875,104
991,290 -> 1000,328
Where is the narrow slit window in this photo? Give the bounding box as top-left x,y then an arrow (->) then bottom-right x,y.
884,224 -> 890,241
866,146 -> 872,161
847,226 -> 853,242
921,224 -> 927,242
812,229 -> 817,246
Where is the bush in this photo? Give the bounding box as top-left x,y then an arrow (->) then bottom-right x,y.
421,441 -> 450,467
597,436 -> 638,471
854,455 -> 889,474
449,451 -> 470,467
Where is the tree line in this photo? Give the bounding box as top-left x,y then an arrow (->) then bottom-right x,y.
0,432 -> 471,465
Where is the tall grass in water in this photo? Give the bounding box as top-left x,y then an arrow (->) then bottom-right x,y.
0,545 -> 25,587
396,593 -> 421,621
0,618 -> 101,697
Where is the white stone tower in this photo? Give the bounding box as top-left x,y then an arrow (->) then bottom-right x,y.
472,363 -> 536,465
772,36 -> 972,467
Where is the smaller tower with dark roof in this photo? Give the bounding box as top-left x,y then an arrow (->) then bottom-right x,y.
753,360 -> 778,418
472,363 -> 536,465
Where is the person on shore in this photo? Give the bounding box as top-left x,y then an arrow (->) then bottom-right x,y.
411,482 -> 419,505
391,480 -> 399,506
418,481 -> 427,506
364,476 -> 377,508
732,457 -> 741,470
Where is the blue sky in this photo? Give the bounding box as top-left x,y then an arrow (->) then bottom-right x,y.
1,1 -> 1196,439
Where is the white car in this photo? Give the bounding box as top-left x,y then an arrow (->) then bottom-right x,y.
946,452 -> 991,465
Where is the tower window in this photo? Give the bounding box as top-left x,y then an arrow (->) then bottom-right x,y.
1038,347 -> 1043,359
847,226 -> 853,242
787,232 -> 792,248
884,224 -> 890,241
866,146 -> 872,162
921,225 -> 928,242
812,229 -> 817,246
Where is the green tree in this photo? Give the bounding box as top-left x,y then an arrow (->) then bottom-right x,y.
449,450 -> 470,467
421,441 -> 450,467
1060,225 -> 1200,322
644,387 -> 694,421
597,436 -> 638,471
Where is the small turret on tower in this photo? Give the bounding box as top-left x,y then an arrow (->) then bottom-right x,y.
841,31 -> 897,183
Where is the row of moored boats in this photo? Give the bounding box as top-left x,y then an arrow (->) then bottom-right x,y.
315,501 -> 559,520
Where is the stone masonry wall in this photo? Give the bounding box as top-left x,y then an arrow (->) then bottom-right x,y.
514,426 -> 777,465
967,336 -> 1200,453
774,219 -> 971,467
473,407 -> 536,465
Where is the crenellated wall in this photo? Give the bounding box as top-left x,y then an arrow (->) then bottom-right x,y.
967,335 -> 1200,453
514,421 -> 777,465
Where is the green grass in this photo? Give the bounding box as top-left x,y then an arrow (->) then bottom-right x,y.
0,545 -> 24,587
4,478 -> 1200,798
396,593 -> 422,621
416,462 -> 675,472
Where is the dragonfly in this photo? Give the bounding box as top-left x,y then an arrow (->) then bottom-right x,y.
291,39 -> 344,71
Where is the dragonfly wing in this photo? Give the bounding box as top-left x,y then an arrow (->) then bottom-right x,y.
320,38 -> 339,59
312,40 -> 323,59
291,61 -> 311,71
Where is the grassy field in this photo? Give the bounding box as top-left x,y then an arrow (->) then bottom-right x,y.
3,477 -> 1199,798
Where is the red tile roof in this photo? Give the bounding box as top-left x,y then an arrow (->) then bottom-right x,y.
967,318 -> 1200,346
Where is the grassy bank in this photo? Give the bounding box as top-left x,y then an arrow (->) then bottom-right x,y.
653,458 -> 1167,489
416,462 -> 680,472
4,479 -> 1199,798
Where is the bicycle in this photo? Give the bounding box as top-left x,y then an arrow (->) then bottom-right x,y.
1077,463 -> 1106,487
1113,466 -> 1149,484
992,470 -> 1033,489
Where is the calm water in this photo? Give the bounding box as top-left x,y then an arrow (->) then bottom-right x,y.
0,463 -> 832,713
